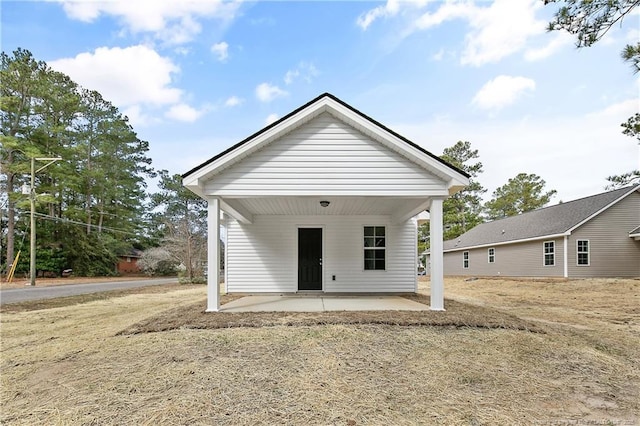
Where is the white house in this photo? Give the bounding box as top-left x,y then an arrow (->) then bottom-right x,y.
183,93 -> 469,311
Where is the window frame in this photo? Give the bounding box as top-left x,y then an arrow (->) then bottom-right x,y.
363,226 -> 386,271
543,241 -> 555,266
488,247 -> 495,264
463,251 -> 469,269
577,239 -> 590,266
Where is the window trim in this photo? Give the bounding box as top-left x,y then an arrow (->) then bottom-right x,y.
363,225 -> 386,271
488,247 -> 495,264
577,239 -> 590,266
463,251 -> 469,269
543,241 -> 555,266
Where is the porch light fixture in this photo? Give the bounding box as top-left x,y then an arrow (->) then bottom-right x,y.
319,200 -> 330,207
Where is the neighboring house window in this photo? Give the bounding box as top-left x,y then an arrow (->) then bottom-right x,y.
488,248 -> 495,263
463,251 -> 469,269
577,240 -> 590,266
544,241 -> 555,266
364,226 -> 385,270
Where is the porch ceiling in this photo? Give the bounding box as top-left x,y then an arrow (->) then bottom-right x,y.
224,196 -> 428,217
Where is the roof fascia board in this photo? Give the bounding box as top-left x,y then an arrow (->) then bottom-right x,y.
567,185 -> 640,233
443,232 -> 569,253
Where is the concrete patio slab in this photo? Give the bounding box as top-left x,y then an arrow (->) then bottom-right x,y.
220,295 -> 429,312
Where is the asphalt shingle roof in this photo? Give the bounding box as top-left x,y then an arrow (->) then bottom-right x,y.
444,185 -> 640,251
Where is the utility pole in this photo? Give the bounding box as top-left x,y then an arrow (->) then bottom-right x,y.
28,157 -> 62,286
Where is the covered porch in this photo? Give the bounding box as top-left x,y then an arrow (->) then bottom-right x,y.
204,195 -> 447,312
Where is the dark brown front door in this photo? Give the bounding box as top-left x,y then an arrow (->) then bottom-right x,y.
298,228 -> 322,291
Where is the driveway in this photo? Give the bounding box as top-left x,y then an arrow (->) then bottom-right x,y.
0,278 -> 179,305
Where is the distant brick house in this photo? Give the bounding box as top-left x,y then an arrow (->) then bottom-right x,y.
429,185 -> 640,278
116,249 -> 143,275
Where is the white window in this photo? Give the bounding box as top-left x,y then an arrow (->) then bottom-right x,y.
364,226 -> 385,270
577,240 -> 589,266
544,241 -> 555,266
463,251 -> 469,269
488,248 -> 495,263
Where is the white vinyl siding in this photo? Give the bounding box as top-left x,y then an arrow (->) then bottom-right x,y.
577,240 -> 589,266
543,241 -> 555,266
205,113 -> 445,197
226,215 -> 416,293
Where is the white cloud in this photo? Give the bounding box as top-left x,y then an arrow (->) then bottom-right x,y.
362,0 -> 555,66
224,96 -> 243,107
413,1 -> 473,30
356,0 -> 400,30
284,70 -> 299,85
265,113 -> 279,125
49,45 -> 182,107
165,103 -> 208,122
432,48 -> 445,61
472,75 -> 536,110
525,32 -> 573,62
255,83 -> 288,103
121,105 -> 155,127
284,62 -> 319,85
54,0 -> 241,45
211,41 -> 229,62
461,0 -> 546,66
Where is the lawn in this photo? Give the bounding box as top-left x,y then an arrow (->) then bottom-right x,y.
1,277 -> 638,425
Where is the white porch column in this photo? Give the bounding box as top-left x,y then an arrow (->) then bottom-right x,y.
429,198 -> 445,311
207,198 -> 221,312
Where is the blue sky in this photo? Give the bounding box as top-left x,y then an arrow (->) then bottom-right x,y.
2,0 -> 638,203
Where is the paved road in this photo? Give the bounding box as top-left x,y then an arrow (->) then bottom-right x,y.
0,278 -> 179,305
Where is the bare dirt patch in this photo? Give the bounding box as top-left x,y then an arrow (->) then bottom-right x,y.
118,295 -> 543,335
1,278 -> 639,425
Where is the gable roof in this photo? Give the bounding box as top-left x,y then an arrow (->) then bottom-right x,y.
182,93 -> 469,195
444,184 -> 640,251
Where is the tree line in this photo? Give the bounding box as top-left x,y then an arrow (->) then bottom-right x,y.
1,49 -> 207,280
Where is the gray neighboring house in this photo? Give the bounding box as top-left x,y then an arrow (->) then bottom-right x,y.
436,184 -> 640,278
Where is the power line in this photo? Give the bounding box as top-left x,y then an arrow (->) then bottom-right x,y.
14,207 -> 147,237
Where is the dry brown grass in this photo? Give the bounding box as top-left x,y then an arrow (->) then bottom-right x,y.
1,278 -> 639,425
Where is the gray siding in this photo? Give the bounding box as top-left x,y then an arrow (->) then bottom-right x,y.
226,215 -> 417,293
442,238 -> 564,277
205,112 -> 445,197
567,192 -> 640,277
